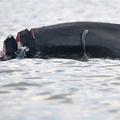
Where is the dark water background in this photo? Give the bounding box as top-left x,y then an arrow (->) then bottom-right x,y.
0,0 -> 120,120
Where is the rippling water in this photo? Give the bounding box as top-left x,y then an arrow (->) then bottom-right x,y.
0,0 -> 120,120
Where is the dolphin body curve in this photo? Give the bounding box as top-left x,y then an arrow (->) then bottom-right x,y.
30,22 -> 120,59
4,22 -> 120,60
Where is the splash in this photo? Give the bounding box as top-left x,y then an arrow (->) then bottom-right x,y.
81,29 -> 89,61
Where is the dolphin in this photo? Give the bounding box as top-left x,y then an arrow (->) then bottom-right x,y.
1,22 -> 120,60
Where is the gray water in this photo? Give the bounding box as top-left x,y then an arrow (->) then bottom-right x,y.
0,0 -> 120,120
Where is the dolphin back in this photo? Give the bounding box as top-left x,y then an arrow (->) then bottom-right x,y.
31,22 -> 120,58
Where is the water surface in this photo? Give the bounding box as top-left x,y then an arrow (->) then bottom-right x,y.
0,0 -> 120,120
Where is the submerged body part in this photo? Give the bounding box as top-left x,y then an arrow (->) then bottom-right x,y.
1,22 -> 120,60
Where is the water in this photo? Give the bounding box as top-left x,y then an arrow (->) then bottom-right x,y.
0,0 -> 120,120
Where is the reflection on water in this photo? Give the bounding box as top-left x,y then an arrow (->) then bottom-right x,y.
0,0 -> 120,120
0,58 -> 120,120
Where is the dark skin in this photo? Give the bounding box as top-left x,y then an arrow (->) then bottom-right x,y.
0,41 -> 20,59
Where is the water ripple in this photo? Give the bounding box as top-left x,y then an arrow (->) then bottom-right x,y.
0,0 -> 120,120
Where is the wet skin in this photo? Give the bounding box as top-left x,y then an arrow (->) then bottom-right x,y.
2,22 -> 120,60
